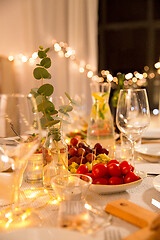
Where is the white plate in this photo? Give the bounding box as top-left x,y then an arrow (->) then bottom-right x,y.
142,128 -> 160,139
0,227 -> 94,240
153,175 -> 160,192
90,178 -> 143,194
136,143 -> 160,162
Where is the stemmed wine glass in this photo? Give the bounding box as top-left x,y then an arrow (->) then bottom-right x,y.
116,89 -> 150,167
0,94 -> 42,231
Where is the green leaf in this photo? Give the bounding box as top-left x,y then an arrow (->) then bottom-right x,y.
44,48 -> 50,53
33,67 -> 51,80
71,99 -> 80,106
59,105 -> 73,112
39,46 -> 43,50
38,50 -> 47,58
37,100 -> 54,113
40,115 -> 53,128
35,95 -> 46,106
65,92 -> 72,101
40,57 -> 51,69
45,119 -> 60,127
45,107 -> 58,115
58,109 -> 69,116
37,84 -> 54,96
53,116 -> 61,121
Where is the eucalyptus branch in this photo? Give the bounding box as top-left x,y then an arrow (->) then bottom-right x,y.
31,46 -> 79,141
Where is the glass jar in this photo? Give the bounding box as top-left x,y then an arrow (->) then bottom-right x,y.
87,81 -> 115,157
42,127 -> 68,190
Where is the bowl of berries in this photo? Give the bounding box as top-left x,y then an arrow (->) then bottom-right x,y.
67,137 -> 143,194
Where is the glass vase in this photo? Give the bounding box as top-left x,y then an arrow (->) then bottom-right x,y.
42,127 -> 68,190
87,81 -> 115,157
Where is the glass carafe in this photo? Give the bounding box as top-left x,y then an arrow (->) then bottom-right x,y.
87,81 -> 115,157
42,127 -> 68,190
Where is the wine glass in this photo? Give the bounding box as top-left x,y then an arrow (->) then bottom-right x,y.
116,89 -> 150,167
0,94 -> 42,231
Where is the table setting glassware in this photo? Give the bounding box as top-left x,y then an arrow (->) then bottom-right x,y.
87,81 -> 115,158
0,94 -> 42,231
51,173 -> 111,233
116,89 -> 150,167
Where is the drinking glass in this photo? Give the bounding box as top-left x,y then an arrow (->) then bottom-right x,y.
51,174 -> 92,230
116,89 -> 150,167
0,94 -> 42,231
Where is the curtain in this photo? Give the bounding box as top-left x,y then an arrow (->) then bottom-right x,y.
0,0 -> 98,114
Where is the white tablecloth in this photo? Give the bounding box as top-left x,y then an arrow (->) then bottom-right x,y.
0,159 -> 159,239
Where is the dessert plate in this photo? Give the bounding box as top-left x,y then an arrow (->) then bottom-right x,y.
136,143 -> 160,162
142,128 -> 160,139
153,175 -> 160,192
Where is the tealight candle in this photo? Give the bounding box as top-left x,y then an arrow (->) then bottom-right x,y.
25,153 -> 43,183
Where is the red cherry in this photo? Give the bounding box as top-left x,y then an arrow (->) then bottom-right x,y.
69,147 -> 78,156
101,148 -> 109,155
94,143 -> 102,152
70,137 -> 79,146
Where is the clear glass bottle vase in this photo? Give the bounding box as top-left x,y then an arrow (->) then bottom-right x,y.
42,126 -> 68,190
87,81 -> 115,157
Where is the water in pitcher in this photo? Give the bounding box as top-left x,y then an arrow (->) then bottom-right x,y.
87,81 -> 115,158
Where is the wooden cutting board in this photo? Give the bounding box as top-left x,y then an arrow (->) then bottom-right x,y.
105,199 -> 158,240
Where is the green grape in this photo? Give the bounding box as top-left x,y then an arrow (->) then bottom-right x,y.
85,162 -> 92,172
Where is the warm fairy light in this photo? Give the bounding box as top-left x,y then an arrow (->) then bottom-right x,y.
5,219 -> 13,228
84,203 -> 92,210
92,75 -> 99,81
29,58 -> 35,65
79,67 -> 85,73
21,209 -> 31,221
5,212 -> 12,218
21,56 -> 28,63
125,73 -> 133,79
58,51 -> 64,57
87,70 -> 93,78
144,65 -> 149,71
132,77 -> 137,83
32,52 -> 38,59
113,77 -> 118,84
149,72 -> 155,79
107,74 -> 113,82
6,39 -> 156,87
8,55 -> 14,61
158,69 -> 160,74
154,62 -> 160,69
54,43 -> 61,52
65,138 -> 70,144
138,74 -> 143,79
143,72 -> 148,78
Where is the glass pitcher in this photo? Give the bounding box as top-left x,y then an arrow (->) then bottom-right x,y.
87,81 -> 115,157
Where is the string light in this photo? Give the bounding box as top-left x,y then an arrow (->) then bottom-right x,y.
6,39 -> 159,87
